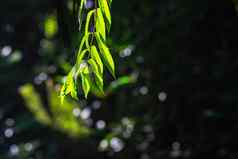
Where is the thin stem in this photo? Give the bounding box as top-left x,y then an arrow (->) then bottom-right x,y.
89,0 -> 98,51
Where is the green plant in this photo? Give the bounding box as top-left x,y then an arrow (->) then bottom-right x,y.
60,0 -> 114,102
19,82 -> 90,138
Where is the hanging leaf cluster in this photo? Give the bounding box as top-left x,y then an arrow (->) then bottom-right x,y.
60,0 -> 114,102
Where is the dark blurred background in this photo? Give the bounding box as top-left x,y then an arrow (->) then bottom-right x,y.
1,0 -> 238,158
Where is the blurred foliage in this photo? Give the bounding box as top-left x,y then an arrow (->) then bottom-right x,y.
19,84 -> 52,126
19,81 -> 90,138
44,14 -> 58,39
0,0 -> 238,159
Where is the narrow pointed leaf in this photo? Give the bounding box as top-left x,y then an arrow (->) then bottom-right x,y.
95,32 -> 115,78
81,72 -> 91,98
96,8 -> 106,40
60,82 -> 67,104
98,0 -> 111,32
71,68 -> 78,99
78,0 -> 86,31
91,45 -> 103,74
88,58 -> 99,73
60,67 -> 78,103
85,9 -> 95,35
106,0 -> 112,6
88,58 -> 104,91
61,69 -> 73,96
76,49 -> 88,69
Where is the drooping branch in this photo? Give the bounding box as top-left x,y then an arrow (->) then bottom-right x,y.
60,0 -> 114,102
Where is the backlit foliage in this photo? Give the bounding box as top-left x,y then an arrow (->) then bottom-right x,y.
60,0 -> 114,102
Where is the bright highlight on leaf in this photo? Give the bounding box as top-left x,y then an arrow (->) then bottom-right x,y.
98,0 -> 111,32
60,0 -> 115,101
91,45 -> 104,75
96,8 -> 106,40
95,33 -> 115,78
81,72 -> 91,98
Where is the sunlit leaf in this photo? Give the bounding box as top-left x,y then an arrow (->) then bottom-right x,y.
88,58 -> 104,91
70,78 -> 78,100
98,0 -> 111,32
107,0 -> 112,6
88,58 -> 99,73
60,70 -> 73,103
78,0 -> 86,31
61,0 -> 114,100
96,8 -> 106,40
95,32 -> 115,78
81,70 -> 91,98
78,35 -> 87,56
85,9 -> 96,35
91,45 -> 103,74
76,49 -> 89,69
60,67 -> 78,103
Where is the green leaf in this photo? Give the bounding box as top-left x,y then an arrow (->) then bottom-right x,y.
95,32 -> 115,78
60,67 -> 78,103
88,58 -> 104,91
78,0 -> 86,31
76,49 -> 89,69
90,82 -> 105,97
61,70 -> 73,95
78,35 -> 87,54
75,61 -> 89,78
107,0 -> 112,6
96,8 -> 106,40
88,58 -> 99,73
109,0 -> 112,6
70,76 -> 78,100
81,71 -> 91,98
60,80 -> 67,103
61,0 -> 114,101
85,9 -> 95,35
68,68 -> 78,100
91,45 -> 103,75
75,34 -> 88,68
98,0 -> 111,32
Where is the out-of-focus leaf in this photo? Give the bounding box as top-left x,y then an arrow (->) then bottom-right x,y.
19,84 -> 52,126
108,0 -> 112,6
106,73 -> 138,93
19,82 -> 91,138
47,81 -> 90,138
44,14 -> 58,38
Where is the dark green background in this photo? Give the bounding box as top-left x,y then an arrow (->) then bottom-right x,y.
1,0 -> 238,158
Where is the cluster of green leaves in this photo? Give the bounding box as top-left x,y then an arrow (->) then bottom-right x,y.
60,0 -> 114,102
